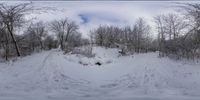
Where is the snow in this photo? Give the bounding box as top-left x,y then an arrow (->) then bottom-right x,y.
0,46 -> 200,100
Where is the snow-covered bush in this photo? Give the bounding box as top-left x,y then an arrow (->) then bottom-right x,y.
71,46 -> 95,58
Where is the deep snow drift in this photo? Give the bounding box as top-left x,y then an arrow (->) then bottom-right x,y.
0,46 -> 200,100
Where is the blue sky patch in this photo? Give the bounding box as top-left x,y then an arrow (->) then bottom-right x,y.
79,14 -> 90,24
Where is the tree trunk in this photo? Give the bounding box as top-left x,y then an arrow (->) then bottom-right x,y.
60,39 -> 64,50
39,40 -> 43,50
7,24 -> 21,56
2,33 -> 9,61
5,43 -> 9,61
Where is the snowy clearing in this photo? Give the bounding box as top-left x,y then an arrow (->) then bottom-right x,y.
0,47 -> 200,100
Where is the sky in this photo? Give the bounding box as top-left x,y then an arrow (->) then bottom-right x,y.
1,1 -> 200,38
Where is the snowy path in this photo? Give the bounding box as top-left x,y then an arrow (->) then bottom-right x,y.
0,47 -> 200,100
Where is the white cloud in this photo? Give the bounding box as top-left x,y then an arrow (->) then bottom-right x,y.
1,1 -> 200,38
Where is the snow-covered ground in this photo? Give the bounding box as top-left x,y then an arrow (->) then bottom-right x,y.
0,46 -> 200,100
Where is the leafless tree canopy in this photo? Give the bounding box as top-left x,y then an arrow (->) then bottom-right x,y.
0,3 -> 35,57
50,18 -> 80,51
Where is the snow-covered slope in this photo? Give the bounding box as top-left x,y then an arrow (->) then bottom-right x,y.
0,47 -> 200,100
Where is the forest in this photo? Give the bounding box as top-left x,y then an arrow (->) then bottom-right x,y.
0,2 -> 200,61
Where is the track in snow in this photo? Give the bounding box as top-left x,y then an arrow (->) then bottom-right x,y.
0,47 -> 200,100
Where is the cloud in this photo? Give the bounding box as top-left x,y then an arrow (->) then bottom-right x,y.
1,1 -> 200,38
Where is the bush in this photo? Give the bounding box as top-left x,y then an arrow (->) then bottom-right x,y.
71,46 -> 95,58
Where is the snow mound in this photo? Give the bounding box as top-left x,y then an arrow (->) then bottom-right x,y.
65,46 -> 119,66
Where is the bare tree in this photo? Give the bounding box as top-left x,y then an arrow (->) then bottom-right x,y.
163,13 -> 188,40
134,18 -> 151,53
0,3 -> 34,56
92,19 -> 152,54
93,25 -> 107,46
89,30 -> 95,46
43,35 -> 57,50
50,18 -> 79,50
182,3 -> 200,49
50,20 -> 64,50
0,22 -> 9,60
26,21 -> 47,50
154,15 -> 166,56
154,13 -> 188,57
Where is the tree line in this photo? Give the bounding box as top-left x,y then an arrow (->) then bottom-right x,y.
91,3 -> 200,59
154,4 -> 200,59
90,18 -> 152,55
0,3 -> 89,61
0,3 -> 200,61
